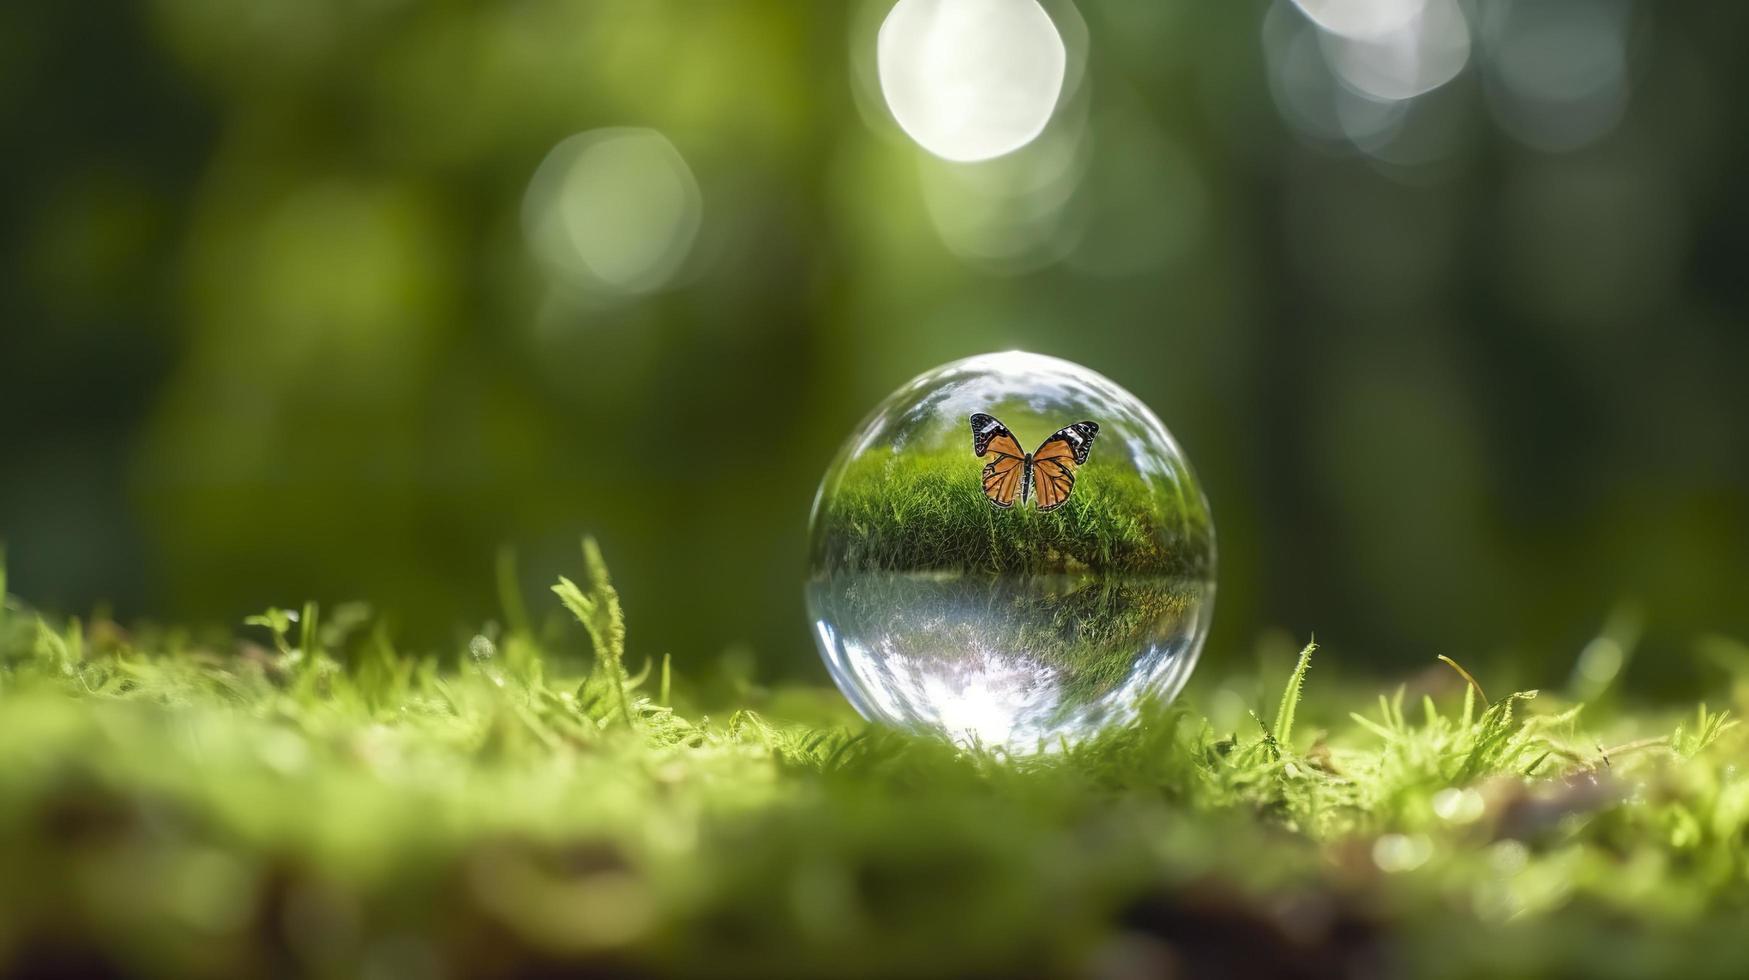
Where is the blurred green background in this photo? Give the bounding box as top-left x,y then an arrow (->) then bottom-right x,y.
2,0 -> 1745,690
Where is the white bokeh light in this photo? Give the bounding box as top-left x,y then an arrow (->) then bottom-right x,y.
1320,0 -> 1470,103
1264,0 -> 1473,167
877,0 -> 1068,162
522,128 -> 702,296
1482,0 -> 1632,152
1265,0 -> 1638,166
1291,0 -> 1426,41
1264,1 -> 1409,149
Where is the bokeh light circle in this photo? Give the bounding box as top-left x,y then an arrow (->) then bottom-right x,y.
1481,0 -> 1632,152
1319,0 -> 1471,103
1291,0 -> 1426,41
522,128 -> 702,296
877,0 -> 1068,162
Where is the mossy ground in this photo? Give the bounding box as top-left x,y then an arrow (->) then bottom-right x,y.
3,544 -> 1748,978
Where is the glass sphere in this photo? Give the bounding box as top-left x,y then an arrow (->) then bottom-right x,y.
806,351 -> 1215,752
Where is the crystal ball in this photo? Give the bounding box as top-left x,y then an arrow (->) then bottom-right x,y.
806,351 -> 1216,751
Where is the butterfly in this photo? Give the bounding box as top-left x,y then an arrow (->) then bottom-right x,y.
969,413 -> 1099,511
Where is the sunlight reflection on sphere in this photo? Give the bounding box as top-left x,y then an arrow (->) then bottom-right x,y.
877,0 -> 1068,162
522,128 -> 702,296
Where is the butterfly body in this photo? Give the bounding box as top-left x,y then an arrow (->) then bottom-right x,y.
970,413 -> 1098,510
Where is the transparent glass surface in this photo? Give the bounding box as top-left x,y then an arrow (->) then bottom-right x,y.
806,351 -> 1215,751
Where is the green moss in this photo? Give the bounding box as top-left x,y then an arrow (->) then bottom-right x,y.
1,546 -> 1747,977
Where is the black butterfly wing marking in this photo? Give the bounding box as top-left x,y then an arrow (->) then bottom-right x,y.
1029,420 -> 1098,511
970,413 -> 1028,508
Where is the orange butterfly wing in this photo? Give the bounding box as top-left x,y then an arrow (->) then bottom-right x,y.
1030,421 -> 1099,511
971,413 -> 1027,508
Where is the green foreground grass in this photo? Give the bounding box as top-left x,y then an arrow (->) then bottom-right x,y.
3,544 -> 1748,978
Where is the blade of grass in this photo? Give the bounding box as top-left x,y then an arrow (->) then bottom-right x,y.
300,601 -> 319,659
553,537 -> 632,725
496,545 -> 532,638
1273,639 -> 1318,746
1438,654 -> 1489,707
